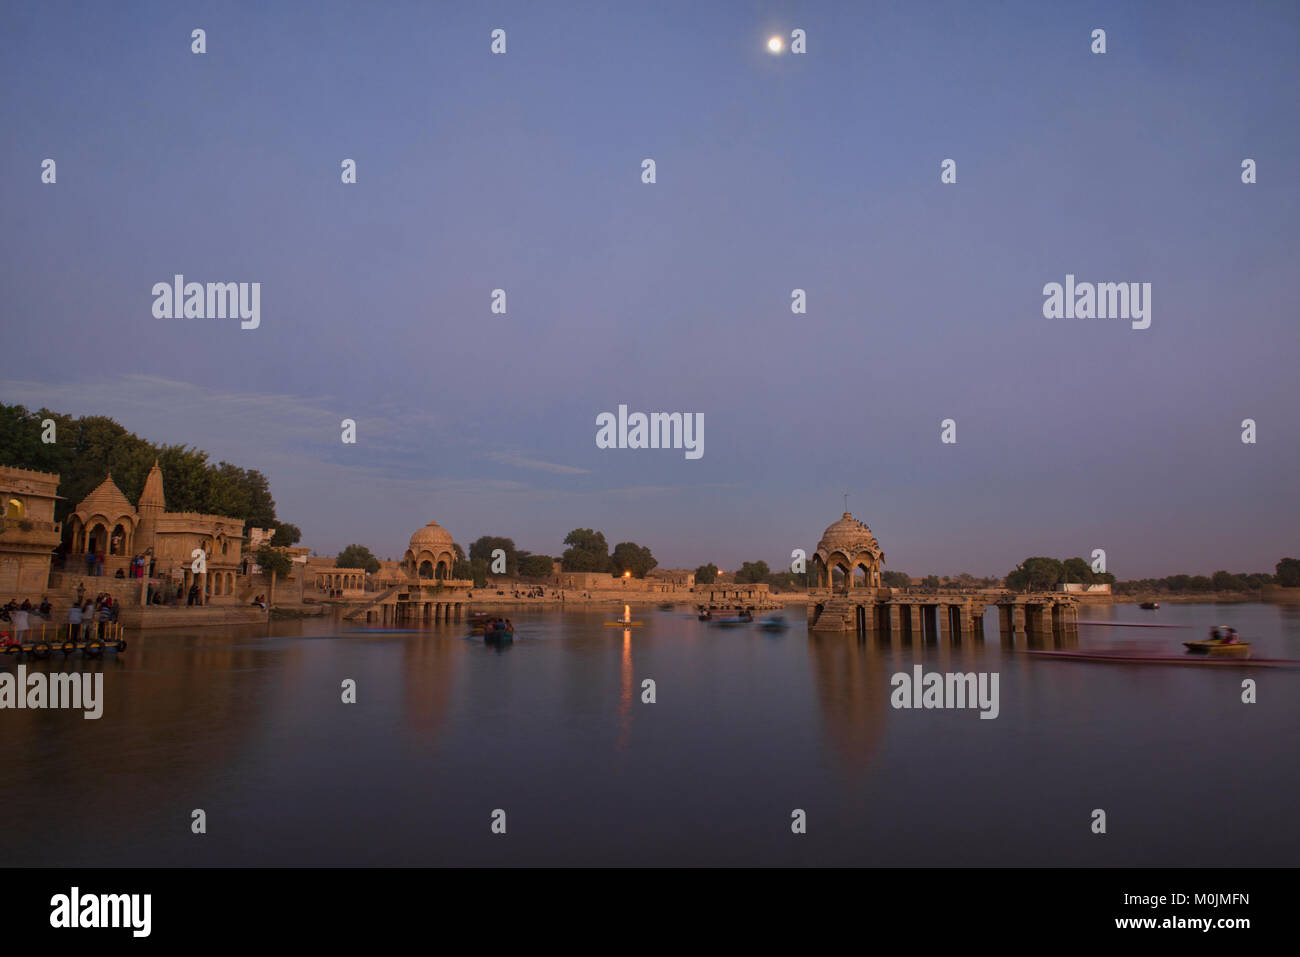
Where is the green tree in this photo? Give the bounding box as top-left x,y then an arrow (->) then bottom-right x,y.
1007,557 -> 1064,592
469,536 -> 518,575
881,570 -> 911,588
337,544 -> 380,574
611,542 -> 657,578
255,545 -> 292,578
1276,557 -> 1300,587
1211,570 -> 1246,592
1062,557 -> 1093,584
561,529 -> 610,572
271,522 -> 302,547
518,554 -> 554,578
694,563 -> 718,585
734,560 -> 770,584
468,557 -> 489,588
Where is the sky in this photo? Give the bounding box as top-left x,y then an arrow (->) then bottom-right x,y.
2,0 -> 1297,579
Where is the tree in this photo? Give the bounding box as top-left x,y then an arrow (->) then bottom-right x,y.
469,536 -> 518,576
734,560 -> 770,584
271,522 -> 302,547
1007,557 -> 1064,592
468,557 -> 489,588
518,554 -> 553,578
337,544 -> 380,574
561,529 -> 610,572
1211,570 -> 1246,592
1062,557 -> 1093,584
611,542 -> 657,578
254,545 -> 293,608
921,574 -> 941,590
1276,557 -> 1300,587
694,563 -> 718,585
881,570 -> 911,588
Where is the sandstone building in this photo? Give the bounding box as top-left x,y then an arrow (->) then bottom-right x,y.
0,466 -> 63,598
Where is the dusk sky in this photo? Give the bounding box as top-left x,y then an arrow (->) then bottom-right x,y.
2,0 -> 1296,579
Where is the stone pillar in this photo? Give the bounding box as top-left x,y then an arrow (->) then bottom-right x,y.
908,605 -> 922,642
1012,605 -> 1026,643
888,604 -> 901,641
938,604 -> 951,643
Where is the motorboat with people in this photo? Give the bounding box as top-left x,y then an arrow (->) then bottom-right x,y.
473,616 -> 515,640
1184,625 -> 1249,657
758,615 -> 789,632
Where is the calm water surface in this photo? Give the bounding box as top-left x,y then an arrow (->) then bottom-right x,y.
3,602 -> 1297,866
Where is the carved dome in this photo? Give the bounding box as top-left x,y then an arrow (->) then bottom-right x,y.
409,520 -> 455,553
815,512 -> 883,562
76,473 -> 135,519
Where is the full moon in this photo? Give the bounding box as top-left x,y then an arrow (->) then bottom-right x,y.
767,36 -> 783,53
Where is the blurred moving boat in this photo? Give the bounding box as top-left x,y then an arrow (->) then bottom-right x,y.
1138,602 -> 1159,610
758,615 -> 789,632
1027,649 -> 1294,667
710,613 -> 752,627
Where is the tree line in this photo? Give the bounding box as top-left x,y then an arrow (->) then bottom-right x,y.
332,528 -> 661,589
1006,555 -> 1298,594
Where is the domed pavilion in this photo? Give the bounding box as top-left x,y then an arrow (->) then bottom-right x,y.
403,520 -> 457,580
812,512 -> 885,591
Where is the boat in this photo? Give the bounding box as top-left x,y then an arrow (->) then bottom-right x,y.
1138,602 -> 1159,610
1184,638 -> 1250,657
1027,648 -> 1294,667
658,602 -> 674,611
709,615 -> 753,627
758,615 -> 789,632
471,616 -> 515,639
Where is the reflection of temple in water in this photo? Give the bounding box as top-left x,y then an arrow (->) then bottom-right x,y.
806,634 -> 891,772
401,630 -> 459,737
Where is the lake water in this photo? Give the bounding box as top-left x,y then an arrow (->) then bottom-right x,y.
3,601 -> 1297,866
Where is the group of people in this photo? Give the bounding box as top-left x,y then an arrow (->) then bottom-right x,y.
63,548 -> 153,578
509,587 -> 552,599
1,597 -> 53,638
483,617 -> 514,633
67,594 -> 119,640
0,595 -> 117,641
1210,626 -> 1241,644
250,594 -> 267,610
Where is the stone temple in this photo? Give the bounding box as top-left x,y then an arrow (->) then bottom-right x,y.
807,511 -> 1078,644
